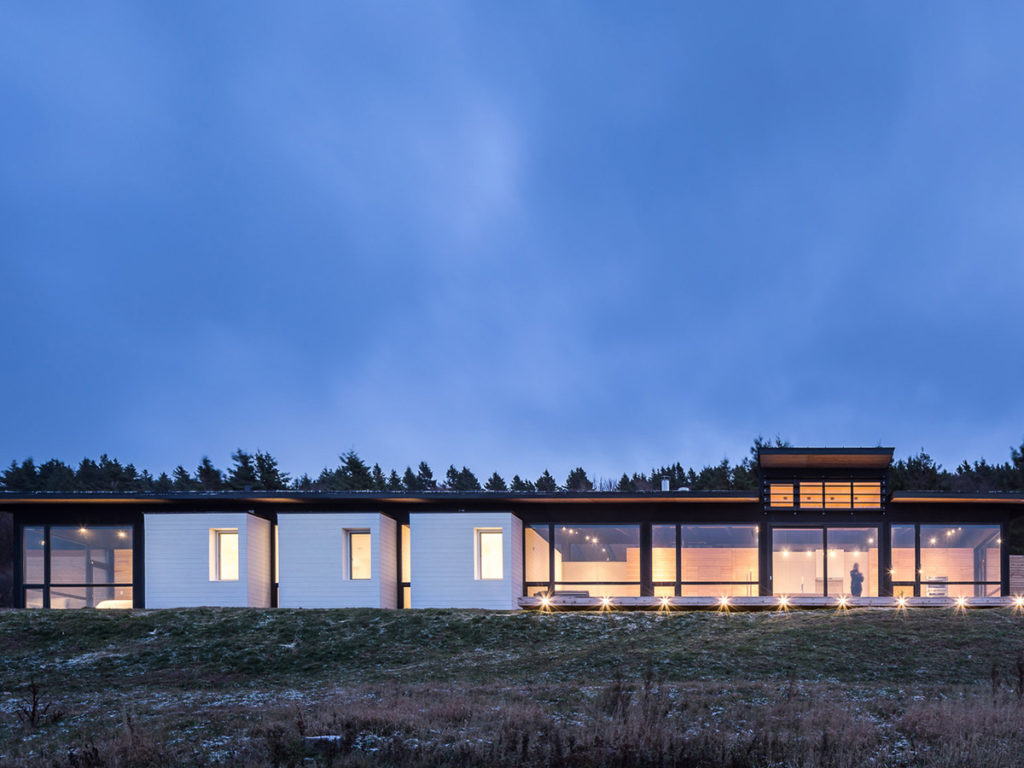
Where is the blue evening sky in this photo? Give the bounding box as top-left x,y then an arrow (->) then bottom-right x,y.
2,4 -> 1024,483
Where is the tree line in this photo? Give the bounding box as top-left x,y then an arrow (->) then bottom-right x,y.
2,437 -> 1024,494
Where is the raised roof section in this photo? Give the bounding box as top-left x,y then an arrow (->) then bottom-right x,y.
758,447 -> 894,470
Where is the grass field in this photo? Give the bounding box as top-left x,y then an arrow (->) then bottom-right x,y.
3,606 -> 1024,766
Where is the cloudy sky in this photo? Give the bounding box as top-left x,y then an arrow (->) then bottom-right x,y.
2,4 -> 1024,482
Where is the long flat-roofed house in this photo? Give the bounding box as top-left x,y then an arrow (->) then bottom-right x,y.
0,448 -> 1019,610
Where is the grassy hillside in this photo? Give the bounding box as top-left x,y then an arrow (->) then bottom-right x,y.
2,607 -> 1024,766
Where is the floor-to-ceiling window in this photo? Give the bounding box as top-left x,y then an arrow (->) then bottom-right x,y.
524,524 -> 641,598
771,526 -> 879,597
22,525 -> 135,608
652,525 -> 759,597
892,524 -> 1001,597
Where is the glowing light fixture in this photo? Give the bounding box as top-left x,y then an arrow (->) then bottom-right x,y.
782,549 -> 790,558
837,595 -> 849,609
777,595 -> 790,610
601,596 -> 612,609
896,595 -> 907,609
540,595 -> 551,609
956,596 -> 967,610
718,596 -> 730,612
1014,595 -> 1024,611
929,537 -> 937,545
117,530 -> 127,539
79,526 -> 87,534
660,596 -> 671,609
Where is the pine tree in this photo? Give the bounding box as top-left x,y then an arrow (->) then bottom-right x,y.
616,473 -> 636,492
485,472 -> 507,491
38,459 -> 75,492
196,457 -> 223,491
1,459 -> 40,492
255,451 -> 290,491
75,458 -> 103,491
535,470 -> 558,493
387,469 -> 403,491
172,465 -> 196,491
227,450 -> 258,490
445,465 -> 461,489
154,472 -> 173,493
416,461 -> 436,490
509,475 -> 535,492
402,466 -> 420,492
371,463 -> 386,491
565,467 -> 593,491
459,466 -> 481,491
293,473 -> 314,490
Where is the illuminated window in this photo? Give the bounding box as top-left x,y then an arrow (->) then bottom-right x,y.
22,525 -> 134,608
769,484 -> 794,507
212,529 -> 239,581
348,531 -> 371,580
852,483 -> 881,508
476,529 -> 504,580
799,483 -> 824,508
824,482 -> 852,508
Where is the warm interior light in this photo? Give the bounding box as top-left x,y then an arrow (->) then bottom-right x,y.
79,527 -> 87,534
805,550 -> 812,557
828,550 -> 836,558
117,530 -> 127,539
867,538 -> 874,544
782,549 -> 790,558
929,537 -> 937,545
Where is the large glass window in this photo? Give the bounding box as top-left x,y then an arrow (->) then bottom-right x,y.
772,528 -> 823,595
23,525 -> 134,609
890,525 -> 916,597
681,525 -> 758,596
826,528 -> 878,597
772,527 -> 878,596
525,524 -> 551,584
890,524 -> 1001,597
921,525 -> 1000,597
554,525 -> 640,597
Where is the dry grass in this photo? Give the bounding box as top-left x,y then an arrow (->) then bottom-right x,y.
4,607 -> 1024,766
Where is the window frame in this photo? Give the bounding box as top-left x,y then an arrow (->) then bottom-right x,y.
346,529 -> 372,580
475,528 -> 504,581
211,528 -> 240,582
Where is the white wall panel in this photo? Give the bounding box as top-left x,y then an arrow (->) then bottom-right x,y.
144,513 -> 269,608
410,512 -> 521,609
277,513 -> 397,608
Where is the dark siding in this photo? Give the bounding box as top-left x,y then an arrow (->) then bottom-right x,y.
0,512 -> 12,607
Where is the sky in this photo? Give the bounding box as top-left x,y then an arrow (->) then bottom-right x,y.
2,4 -> 1024,484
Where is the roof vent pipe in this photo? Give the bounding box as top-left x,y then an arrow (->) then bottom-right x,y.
661,477 -> 670,492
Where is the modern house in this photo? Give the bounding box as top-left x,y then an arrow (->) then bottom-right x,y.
1,447 -> 1021,610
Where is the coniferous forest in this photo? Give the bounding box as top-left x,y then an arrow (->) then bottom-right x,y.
3,437 -> 1024,494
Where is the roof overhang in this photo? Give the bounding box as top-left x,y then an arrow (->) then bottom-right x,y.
758,447 -> 894,470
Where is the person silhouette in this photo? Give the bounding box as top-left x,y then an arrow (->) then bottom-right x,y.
850,562 -> 864,597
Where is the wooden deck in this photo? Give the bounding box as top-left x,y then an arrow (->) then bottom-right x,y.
518,595 -> 1022,611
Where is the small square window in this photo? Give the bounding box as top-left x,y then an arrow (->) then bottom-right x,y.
476,529 -> 503,580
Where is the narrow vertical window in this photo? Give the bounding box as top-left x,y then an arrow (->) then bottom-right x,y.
476,529 -> 503,580
348,531 -> 371,580
215,530 -> 239,581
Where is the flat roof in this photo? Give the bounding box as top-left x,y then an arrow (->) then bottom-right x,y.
758,447 -> 894,470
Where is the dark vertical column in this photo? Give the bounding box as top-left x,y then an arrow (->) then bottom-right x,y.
758,523 -> 770,596
0,512 -> 12,608
879,523 -> 893,597
640,522 -> 653,596
43,525 -> 51,609
396,519 -> 404,608
134,517 -> 145,609
674,524 -> 682,597
1001,521 -> 1010,597
914,524 -> 921,597
822,527 -> 829,597
547,524 -> 555,596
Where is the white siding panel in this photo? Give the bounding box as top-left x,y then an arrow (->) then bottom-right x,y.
410,512 -> 521,609
277,513 -> 395,608
144,513 -> 256,608
378,516 -> 398,609
246,515 -> 272,607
